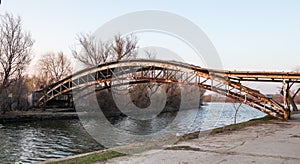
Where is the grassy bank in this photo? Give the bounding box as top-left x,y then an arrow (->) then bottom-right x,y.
47,150 -> 125,164
45,115 -> 274,164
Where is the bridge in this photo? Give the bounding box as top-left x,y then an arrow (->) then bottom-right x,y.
38,59 -> 300,120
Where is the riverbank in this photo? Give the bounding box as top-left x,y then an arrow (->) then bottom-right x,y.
43,112 -> 300,164
0,109 -> 78,123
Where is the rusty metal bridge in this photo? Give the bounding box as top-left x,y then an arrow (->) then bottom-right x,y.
38,59 -> 300,120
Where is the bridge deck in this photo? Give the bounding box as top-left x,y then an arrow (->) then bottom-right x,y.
210,70 -> 300,83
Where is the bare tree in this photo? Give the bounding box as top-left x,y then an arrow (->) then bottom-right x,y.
25,75 -> 41,91
72,33 -> 138,67
111,34 -> 138,61
71,33 -> 112,67
0,13 -> 34,113
37,52 -> 71,87
143,49 -> 157,59
10,75 -> 31,110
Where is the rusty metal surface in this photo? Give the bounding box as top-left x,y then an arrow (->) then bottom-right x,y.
37,59 -> 300,120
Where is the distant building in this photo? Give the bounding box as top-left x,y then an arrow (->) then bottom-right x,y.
29,90 -> 73,108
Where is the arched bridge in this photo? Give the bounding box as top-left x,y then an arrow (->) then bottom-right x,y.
38,59 -> 300,120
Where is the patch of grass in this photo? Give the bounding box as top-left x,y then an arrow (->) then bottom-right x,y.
165,145 -> 202,151
178,131 -> 201,142
49,150 -> 125,164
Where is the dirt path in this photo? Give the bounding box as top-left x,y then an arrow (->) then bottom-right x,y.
103,114 -> 300,164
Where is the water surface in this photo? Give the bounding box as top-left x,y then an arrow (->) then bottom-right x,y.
0,103 -> 266,163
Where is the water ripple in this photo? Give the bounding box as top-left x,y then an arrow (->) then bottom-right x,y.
0,103 -> 266,163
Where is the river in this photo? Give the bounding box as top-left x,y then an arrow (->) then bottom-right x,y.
0,103 -> 266,163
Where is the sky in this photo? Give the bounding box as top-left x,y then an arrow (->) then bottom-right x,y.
0,0 -> 300,74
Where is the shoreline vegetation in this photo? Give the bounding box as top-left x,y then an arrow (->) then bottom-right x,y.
43,115 -> 274,164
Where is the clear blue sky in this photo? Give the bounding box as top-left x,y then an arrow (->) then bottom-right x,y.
1,0 -> 300,72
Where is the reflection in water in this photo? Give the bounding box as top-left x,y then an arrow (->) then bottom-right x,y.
110,111 -> 184,135
0,103 -> 266,163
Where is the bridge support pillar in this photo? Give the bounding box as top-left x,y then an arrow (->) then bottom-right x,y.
289,95 -> 298,112
282,80 -> 291,120
291,87 -> 300,112
282,81 -> 298,113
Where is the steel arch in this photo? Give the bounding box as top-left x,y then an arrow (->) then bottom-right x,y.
38,59 -> 300,120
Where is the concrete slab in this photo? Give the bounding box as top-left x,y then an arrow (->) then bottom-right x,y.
104,114 -> 300,164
